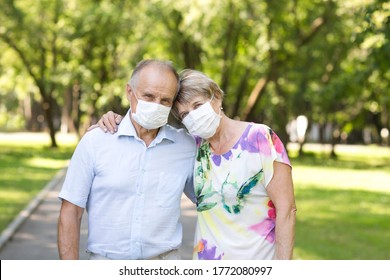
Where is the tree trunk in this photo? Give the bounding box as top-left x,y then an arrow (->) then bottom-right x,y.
298,141 -> 305,156
330,127 -> 338,158
35,77 -> 59,147
240,77 -> 269,120
231,68 -> 250,118
42,97 -> 58,148
61,87 -> 73,133
72,83 -> 82,137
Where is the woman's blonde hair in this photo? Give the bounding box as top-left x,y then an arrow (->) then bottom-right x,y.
172,69 -> 224,120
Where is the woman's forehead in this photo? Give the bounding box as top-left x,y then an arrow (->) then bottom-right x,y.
174,96 -> 201,112
177,95 -> 208,106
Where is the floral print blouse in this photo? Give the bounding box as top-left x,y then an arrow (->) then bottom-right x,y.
192,123 -> 291,260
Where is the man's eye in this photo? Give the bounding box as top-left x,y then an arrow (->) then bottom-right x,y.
161,100 -> 172,106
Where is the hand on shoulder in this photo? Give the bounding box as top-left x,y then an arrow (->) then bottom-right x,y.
87,111 -> 123,134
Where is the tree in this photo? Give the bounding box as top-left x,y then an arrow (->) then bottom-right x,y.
0,0 -> 388,153
0,0 -> 69,147
0,0 -> 141,144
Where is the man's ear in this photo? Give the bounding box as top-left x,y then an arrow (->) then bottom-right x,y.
126,84 -> 132,102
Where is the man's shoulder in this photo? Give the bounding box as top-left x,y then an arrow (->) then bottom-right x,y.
83,126 -> 111,138
165,124 -> 196,146
78,126 -> 116,146
165,124 -> 192,137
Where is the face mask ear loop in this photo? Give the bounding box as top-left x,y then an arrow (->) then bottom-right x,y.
210,93 -> 215,103
129,86 -> 140,116
131,86 -> 139,101
209,93 -> 223,116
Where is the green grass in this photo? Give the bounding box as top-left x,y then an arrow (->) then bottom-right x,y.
0,132 -> 77,232
289,143 -> 390,259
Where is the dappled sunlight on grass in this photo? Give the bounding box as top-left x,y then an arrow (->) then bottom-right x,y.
293,166 -> 390,192
0,133 -> 76,231
294,187 -> 390,259
0,132 -> 78,147
287,143 -> 390,259
25,158 -> 70,169
288,143 -> 390,159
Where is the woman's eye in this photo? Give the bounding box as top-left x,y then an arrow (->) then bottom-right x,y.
194,103 -> 202,109
181,112 -> 188,120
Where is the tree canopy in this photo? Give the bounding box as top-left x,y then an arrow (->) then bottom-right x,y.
0,0 -> 389,150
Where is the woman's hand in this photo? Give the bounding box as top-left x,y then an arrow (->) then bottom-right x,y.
87,111 -> 123,133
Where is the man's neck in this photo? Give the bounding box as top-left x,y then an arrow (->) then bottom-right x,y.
130,115 -> 159,147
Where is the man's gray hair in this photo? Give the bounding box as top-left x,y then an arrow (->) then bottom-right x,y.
128,59 -> 180,94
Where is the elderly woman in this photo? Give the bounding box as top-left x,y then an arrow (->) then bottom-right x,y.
96,69 -> 296,260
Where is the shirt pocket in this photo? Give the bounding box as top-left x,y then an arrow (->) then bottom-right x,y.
157,172 -> 185,208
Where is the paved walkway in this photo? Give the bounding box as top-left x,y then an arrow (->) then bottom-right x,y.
0,168 -> 197,260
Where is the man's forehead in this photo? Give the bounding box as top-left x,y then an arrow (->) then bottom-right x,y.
135,68 -> 177,97
140,67 -> 174,83
139,65 -> 175,78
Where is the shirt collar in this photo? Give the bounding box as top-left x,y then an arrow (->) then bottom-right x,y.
117,109 -> 175,143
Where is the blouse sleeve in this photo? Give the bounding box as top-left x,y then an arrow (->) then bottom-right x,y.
256,124 -> 291,188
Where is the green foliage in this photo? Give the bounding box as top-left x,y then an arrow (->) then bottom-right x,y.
0,0 -> 388,147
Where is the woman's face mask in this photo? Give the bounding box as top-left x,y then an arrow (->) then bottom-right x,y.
182,97 -> 221,139
131,89 -> 171,130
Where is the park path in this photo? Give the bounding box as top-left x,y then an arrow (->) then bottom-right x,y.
0,168 -> 196,260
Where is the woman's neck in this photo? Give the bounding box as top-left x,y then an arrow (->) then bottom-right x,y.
208,116 -> 246,155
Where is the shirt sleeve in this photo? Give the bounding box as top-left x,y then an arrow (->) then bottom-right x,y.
257,125 -> 291,188
183,137 -> 197,204
58,133 -> 95,208
183,175 -> 196,203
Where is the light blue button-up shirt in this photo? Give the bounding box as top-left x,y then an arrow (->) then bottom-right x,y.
59,110 -> 196,259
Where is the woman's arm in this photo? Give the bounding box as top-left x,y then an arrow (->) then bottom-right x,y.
266,161 -> 297,260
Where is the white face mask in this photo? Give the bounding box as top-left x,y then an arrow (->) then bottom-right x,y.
131,90 -> 171,130
182,101 -> 221,139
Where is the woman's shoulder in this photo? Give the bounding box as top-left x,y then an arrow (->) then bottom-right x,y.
246,122 -> 273,138
248,122 -> 271,130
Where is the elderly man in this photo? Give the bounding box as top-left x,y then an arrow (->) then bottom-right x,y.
57,60 -> 196,260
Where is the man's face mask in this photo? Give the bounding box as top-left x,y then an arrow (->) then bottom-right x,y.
131,88 -> 171,130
